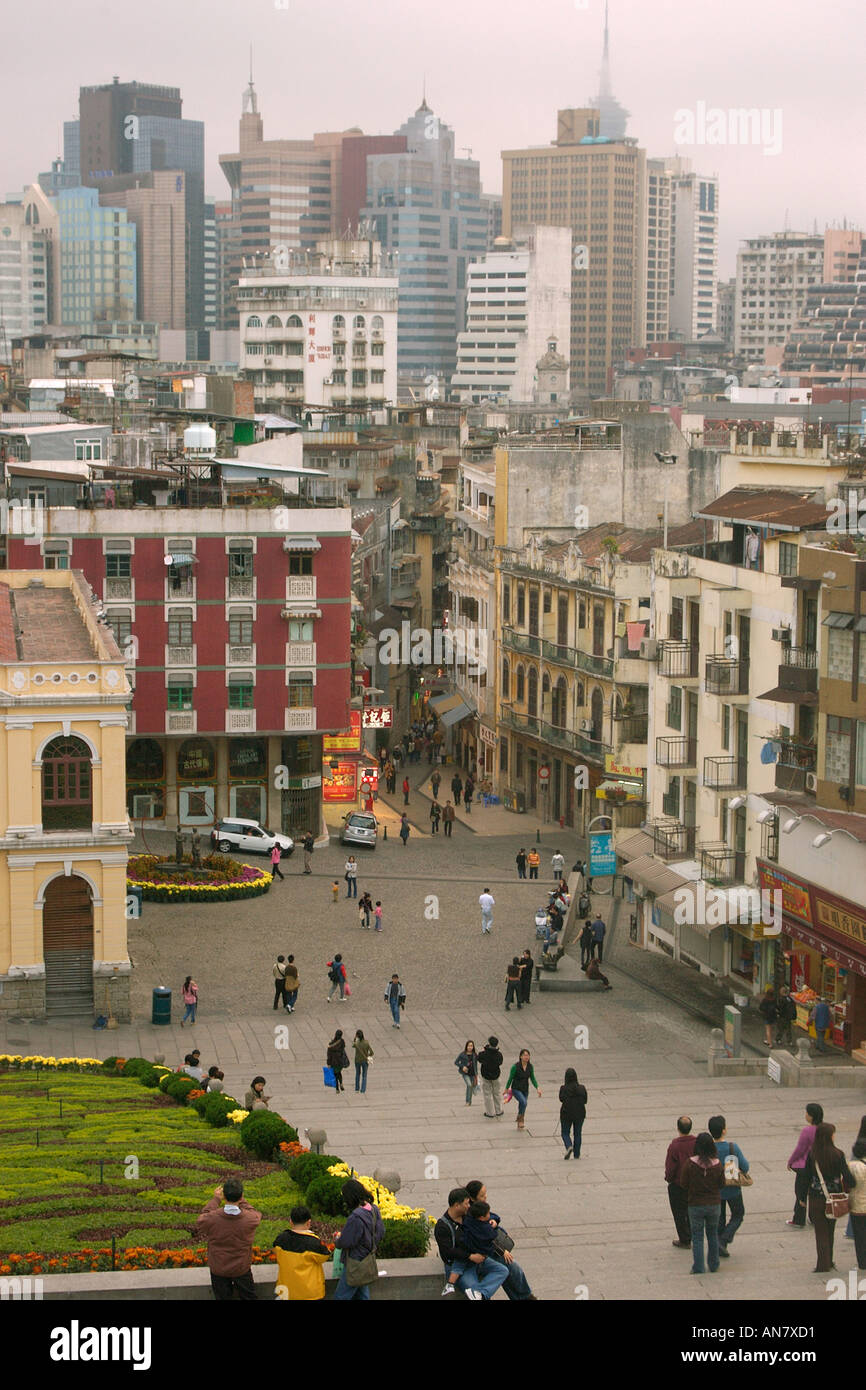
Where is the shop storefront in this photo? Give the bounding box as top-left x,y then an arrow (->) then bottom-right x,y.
228,738 -> 268,822
758,860 -> 866,1054
126,738 -> 166,821
176,737 -> 216,824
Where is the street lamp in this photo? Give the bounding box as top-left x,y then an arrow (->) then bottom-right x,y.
653,452 -> 678,550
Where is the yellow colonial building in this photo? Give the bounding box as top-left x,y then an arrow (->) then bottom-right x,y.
0,570 -> 132,1020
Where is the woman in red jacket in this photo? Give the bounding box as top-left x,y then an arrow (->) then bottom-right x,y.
683,1131 -> 725,1274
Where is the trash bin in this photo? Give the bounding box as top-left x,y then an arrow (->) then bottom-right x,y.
127,884 -> 143,920
151,986 -> 171,1026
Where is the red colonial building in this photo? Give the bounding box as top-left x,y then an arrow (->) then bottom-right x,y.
7,502 -> 352,834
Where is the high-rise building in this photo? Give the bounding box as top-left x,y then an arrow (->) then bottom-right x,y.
735,232 -> 824,360
97,173 -> 183,329
665,158 -> 719,340
237,235 -> 398,411
0,187 -> 57,343
823,228 -> 862,284
65,79 -> 205,330
645,160 -> 673,344
451,227 -> 572,403
218,75 -> 406,330
52,186 -> 136,328
591,2 -> 629,140
783,235 -> 866,387
362,101 -> 492,388
502,108 -> 646,398
203,197 -> 218,330
716,277 -> 735,348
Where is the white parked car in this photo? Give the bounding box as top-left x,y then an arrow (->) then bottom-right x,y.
210,819 -> 294,857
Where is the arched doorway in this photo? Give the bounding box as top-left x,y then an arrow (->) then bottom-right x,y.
43,875 -> 94,1015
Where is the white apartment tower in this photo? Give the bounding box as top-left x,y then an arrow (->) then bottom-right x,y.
450,226 -> 572,403
237,234 -> 398,410
0,187 -> 57,345
734,231 -> 824,360
665,157 -> 719,340
645,160 -> 673,344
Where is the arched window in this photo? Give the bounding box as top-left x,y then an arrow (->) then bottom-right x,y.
41,735 -> 93,831
516,664 -> 525,702
542,672 -> 551,696
246,315 -> 262,329
516,584 -> 526,626
371,315 -> 384,331
266,314 -> 282,328
552,676 -> 567,727
590,687 -> 604,742
353,315 -> 366,330
287,314 -> 303,328
501,657 -> 510,698
527,666 -> 538,717
332,315 -> 345,332
576,679 -> 585,708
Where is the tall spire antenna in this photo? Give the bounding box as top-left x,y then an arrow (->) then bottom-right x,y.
243,46 -> 258,116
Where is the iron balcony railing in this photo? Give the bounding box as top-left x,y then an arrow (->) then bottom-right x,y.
780,645 -> 817,670
705,655 -> 750,696
653,823 -> 696,860
703,756 -> 747,791
701,847 -> 747,886
656,736 -> 697,768
501,627 -> 541,657
659,640 -> 699,679
775,740 -> 817,793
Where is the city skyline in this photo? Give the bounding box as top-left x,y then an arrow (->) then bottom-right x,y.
2,0 -> 864,279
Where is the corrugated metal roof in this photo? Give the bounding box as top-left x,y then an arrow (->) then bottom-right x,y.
616,831 -> 654,862
694,487 -> 829,531
622,854 -> 689,897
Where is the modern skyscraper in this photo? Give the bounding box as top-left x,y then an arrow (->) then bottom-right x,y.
0,187 -> 57,341
64,79 -> 205,330
666,158 -> 719,339
97,173 -> 184,329
218,74 -> 406,330
451,227 -> 572,403
735,232 -> 824,359
362,100 -> 489,387
645,160 -> 673,344
502,108 -> 646,398
203,197 -> 218,330
591,3 -> 629,140
52,186 -> 136,328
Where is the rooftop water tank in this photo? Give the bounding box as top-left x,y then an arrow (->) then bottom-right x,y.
183,423 -> 217,457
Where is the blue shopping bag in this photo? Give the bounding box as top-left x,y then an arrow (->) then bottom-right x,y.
323,1065 -> 337,1088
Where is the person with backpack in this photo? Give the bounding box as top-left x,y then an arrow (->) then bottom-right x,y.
283,955 -> 299,1013
326,954 -> 347,1002
272,955 -> 287,1011
353,1029 -> 374,1093
384,973 -> 406,1028
709,1114 -> 750,1256
326,1030 -> 349,1094
683,1132 -> 725,1274
478,1036 -> 504,1118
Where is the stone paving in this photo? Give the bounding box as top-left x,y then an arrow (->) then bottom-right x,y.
5,766 -> 864,1301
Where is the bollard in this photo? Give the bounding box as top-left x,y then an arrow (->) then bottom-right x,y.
383,825 -> 387,840
536,826 -> 541,844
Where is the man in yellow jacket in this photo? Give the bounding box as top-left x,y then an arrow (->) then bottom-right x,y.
274,1205 -> 332,1300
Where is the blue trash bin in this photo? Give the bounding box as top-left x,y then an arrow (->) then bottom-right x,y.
152,986 -> 171,1026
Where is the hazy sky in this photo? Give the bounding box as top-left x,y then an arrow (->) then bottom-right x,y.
4,0 -> 864,276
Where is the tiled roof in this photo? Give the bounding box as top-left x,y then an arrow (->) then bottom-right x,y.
12,587 -> 95,662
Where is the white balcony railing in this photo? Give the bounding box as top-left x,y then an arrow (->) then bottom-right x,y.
227,576 -> 255,600
226,710 -> 256,732
226,644 -> 255,665
166,711 -> 196,734
286,642 -> 316,666
285,707 -> 316,730
286,576 -> 316,600
104,577 -> 133,601
165,645 -> 195,667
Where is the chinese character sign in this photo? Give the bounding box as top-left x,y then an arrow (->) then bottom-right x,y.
362,706 -> 393,729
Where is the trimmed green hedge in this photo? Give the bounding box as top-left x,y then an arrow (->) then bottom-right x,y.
303,1173 -> 346,1217
287,1152 -> 342,1190
238,1112 -> 298,1161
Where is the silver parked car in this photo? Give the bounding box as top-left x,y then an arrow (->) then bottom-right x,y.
340,811 -> 378,849
210,819 -> 294,856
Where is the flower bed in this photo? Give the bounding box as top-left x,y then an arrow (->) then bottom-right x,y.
0,1058 -> 431,1266
127,853 -> 271,903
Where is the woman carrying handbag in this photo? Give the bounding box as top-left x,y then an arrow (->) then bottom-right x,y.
332,1180 -> 384,1301
802,1122 -> 854,1272
180,976 -> 198,1027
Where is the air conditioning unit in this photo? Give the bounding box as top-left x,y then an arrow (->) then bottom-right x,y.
132,795 -> 154,819
264,357 -> 274,365
580,719 -> 593,732
805,772 -> 818,792
771,627 -> 791,643
639,637 -> 658,660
